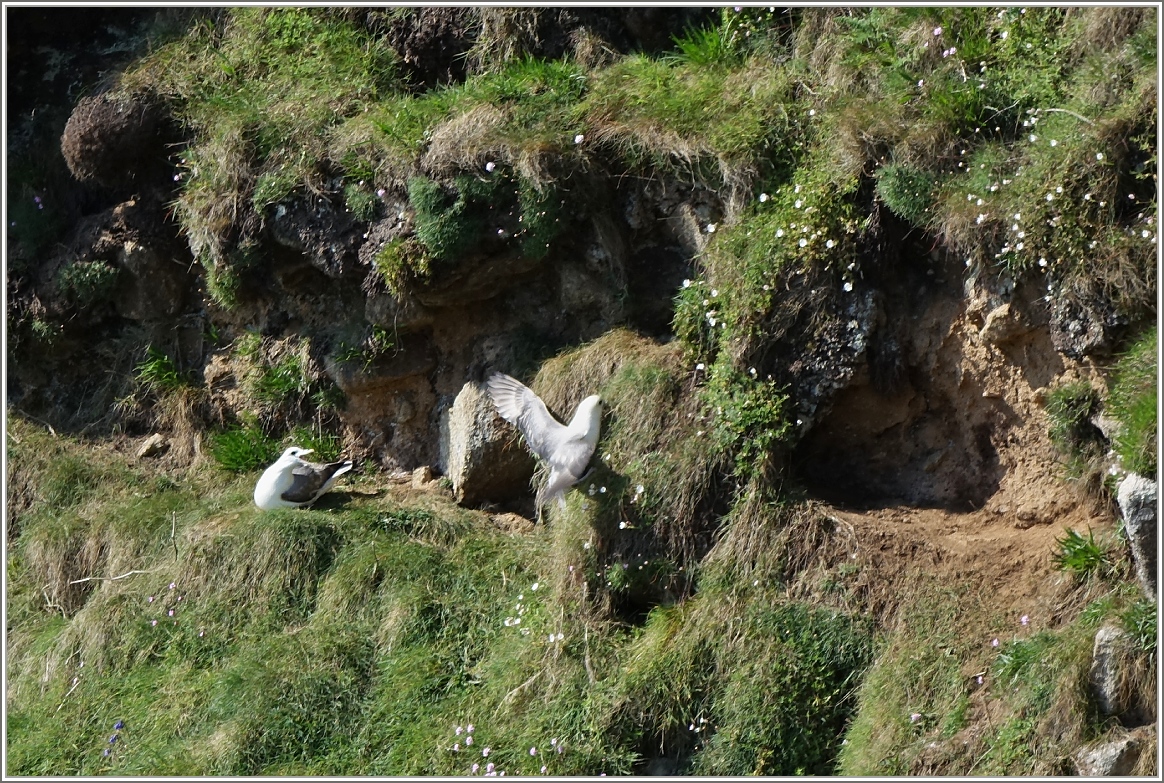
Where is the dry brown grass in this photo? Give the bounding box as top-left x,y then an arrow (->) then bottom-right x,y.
1076,6 -> 1153,55
466,8 -> 544,74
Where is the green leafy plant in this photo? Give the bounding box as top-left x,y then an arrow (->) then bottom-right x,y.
372,237 -> 431,297
252,354 -> 310,405
702,357 -> 792,479
343,181 -> 379,222
135,347 -> 192,394
1051,528 -> 1108,579
209,424 -> 280,472
875,164 -> 937,225
56,260 -> 119,308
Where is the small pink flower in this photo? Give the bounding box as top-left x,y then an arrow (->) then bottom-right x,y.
910,712 -> 922,723
486,762 -> 495,773
466,736 -> 473,746
976,675 -> 983,685
453,743 -> 460,752
1020,614 -> 1029,626
992,638 -> 999,647
472,763 -> 479,773
151,620 -> 157,626
147,596 -> 155,603
456,726 -> 463,735
168,609 -> 175,617
530,747 -> 537,756
482,747 -> 491,757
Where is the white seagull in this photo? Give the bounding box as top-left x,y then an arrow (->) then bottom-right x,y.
254,446 -> 354,511
486,372 -> 603,520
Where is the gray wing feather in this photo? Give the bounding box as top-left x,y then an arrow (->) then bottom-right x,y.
281,461 -> 351,504
486,373 -> 569,465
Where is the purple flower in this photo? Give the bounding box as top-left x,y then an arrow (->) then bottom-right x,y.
467,724 -> 474,732
453,743 -> 460,752
482,747 -> 491,757
530,747 -> 537,756
472,763 -> 479,773
168,609 -> 175,617
456,726 -> 463,735
466,735 -> 473,746
1020,614 -> 1029,626
114,720 -> 124,730
103,748 -> 111,757
109,734 -> 119,743
910,712 -> 922,723
486,762 -> 495,773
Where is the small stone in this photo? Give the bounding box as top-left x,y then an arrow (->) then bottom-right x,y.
135,433 -> 167,459
411,465 -> 435,489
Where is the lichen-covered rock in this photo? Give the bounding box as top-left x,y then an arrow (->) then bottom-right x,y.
1117,473 -> 1158,600
1073,728 -> 1151,776
1049,292 -> 1128,359
438,380 -> 535,506
1090,624 -> 1129,717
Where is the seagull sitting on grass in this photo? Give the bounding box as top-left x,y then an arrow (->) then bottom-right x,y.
254,447 -> 353,511
486,372 -> 603,521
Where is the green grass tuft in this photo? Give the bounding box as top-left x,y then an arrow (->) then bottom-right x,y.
1107,328 -> 1157,475
210,425 -> 280,472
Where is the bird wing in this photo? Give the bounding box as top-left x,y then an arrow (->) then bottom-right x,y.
281,461 -> 351,504
486,373 -> 571,466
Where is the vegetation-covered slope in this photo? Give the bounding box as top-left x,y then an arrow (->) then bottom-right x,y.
6,6 -> 1157,776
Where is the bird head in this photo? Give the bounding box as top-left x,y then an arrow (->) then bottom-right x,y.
575,394 -> 604,444
282,446 -> 314,461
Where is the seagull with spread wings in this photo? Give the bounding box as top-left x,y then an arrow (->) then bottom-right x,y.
486,372 -> 603,520
254,447 -> 353,511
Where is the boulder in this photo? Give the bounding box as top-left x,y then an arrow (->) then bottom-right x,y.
1090,624 -> 1128,717
438,380 -> 535,506
1073,726 -> 1153,776
1117,473 -> 1157,600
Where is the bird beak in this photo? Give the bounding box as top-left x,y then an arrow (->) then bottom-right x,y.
299,449 -> 314,456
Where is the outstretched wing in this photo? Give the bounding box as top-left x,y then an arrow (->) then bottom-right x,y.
486,373 -> 570,465
281,461 -> 351,504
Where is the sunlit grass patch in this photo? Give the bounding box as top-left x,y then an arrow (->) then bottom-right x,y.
1107,328 -> 1157,476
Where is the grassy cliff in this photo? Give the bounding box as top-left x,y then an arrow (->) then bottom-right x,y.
6,7 -> 1157,776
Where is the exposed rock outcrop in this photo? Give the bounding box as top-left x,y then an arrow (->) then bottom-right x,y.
438,380 -> 535,506
1073,725 -> 1154,776
1090,624 -> 1129,717
1117,473 -> 1158,600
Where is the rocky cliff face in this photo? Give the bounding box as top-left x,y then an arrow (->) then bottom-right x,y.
4,7 -> 1148,497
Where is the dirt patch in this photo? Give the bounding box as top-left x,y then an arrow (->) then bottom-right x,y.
793,269 -> 1120,627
